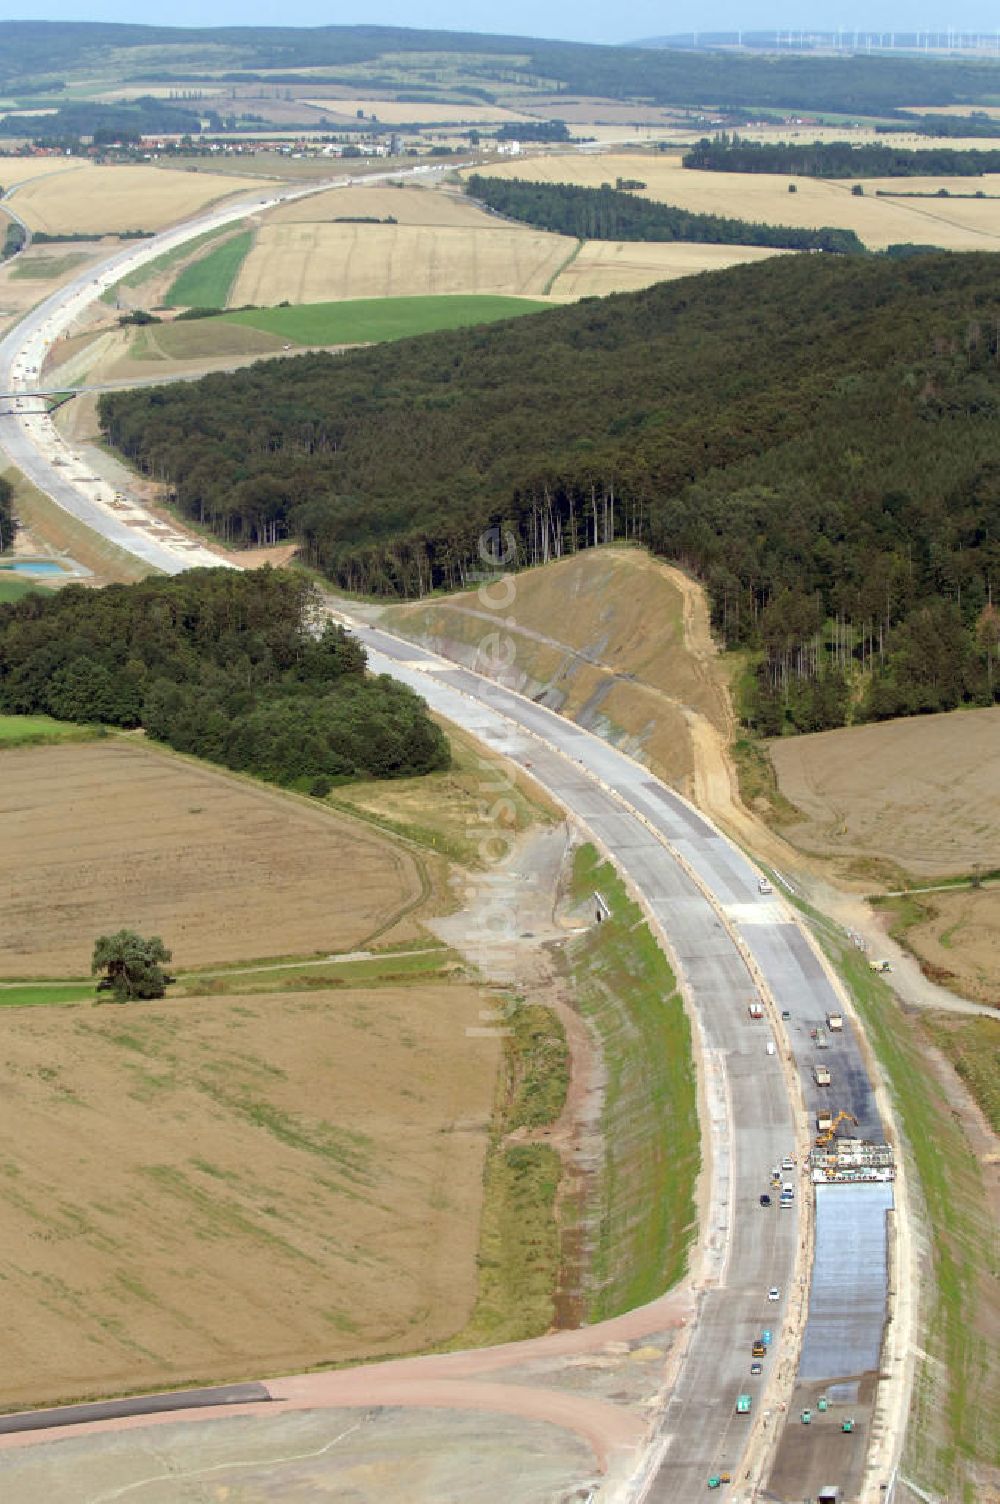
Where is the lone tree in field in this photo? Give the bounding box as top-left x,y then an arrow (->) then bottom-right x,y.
92,930 -> 174,1002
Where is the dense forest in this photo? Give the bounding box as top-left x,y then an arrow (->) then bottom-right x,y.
466,175 -> 865,253
683,135 -> 1000,176
4,21 -> 1000,118
0,568 -> 449,784
99,253 -> 1000,734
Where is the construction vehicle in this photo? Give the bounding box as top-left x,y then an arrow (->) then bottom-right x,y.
817,1110 -> 834,1133
752,1339 -> 766,1357
869,959 -> 891,973
813,1064 -> 831,1087
736,1393 -> 752,1414
816,1111 -> 858,1147
827,1012 -> 843,1032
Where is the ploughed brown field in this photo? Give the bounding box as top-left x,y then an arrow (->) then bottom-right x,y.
766,707 -> 1000,880
0,740 -> 427,976
0,985 -> 499,1408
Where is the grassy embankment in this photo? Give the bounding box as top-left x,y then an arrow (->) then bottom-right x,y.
100,220 -> 241,307
446,1000 -> 569,1348
165,229 -> 255,308
810,914 -> 999,1498
568,844 -> 699,1318
924,1015 -> 1000,1136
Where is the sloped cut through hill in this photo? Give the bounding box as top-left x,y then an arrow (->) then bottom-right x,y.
380,547 -> 731,799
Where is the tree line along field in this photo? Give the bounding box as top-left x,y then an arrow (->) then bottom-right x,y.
465,153 -> 1000,251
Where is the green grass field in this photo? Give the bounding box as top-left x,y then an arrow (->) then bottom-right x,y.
223,294 -> 550,346
0,982 -> 94,1007
0,713 -> 102,746
0,575 -> 43,603
11,253 -> 90,280
165,230 -> 255,308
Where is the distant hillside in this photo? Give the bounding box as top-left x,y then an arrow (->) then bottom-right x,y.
100,252 -> 1000,734
3,21 -> 1000,117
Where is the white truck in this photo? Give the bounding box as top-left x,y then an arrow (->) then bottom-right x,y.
826,1012 -> 844,1032
813,1065 -> 831,1087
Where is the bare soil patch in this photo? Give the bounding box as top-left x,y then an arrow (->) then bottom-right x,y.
766,707 -> 1000,880
889,887 -> 1000,1006
0,983 -> 499,1408
0,740 -> 429,976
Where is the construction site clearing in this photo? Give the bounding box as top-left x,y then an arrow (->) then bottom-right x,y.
810,1139 -> 896,1185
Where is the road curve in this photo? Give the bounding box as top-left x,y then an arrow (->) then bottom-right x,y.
0,179 -> 902,1502
0,162 -> 460,575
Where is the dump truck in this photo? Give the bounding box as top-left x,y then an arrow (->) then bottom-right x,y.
817,1110 -> 834,1133
827,1012 -> 843,1032
813,1064 -> 831,1087
752,1339 -> 766,1357
736,1394 -> 752,1414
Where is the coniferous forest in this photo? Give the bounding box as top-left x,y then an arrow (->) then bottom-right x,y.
0,568 -> 449,785
98,253 -> 1000,733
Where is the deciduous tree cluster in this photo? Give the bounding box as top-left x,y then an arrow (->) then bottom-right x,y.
0,567 -> 449,783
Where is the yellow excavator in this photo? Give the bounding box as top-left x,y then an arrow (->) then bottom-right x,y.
815,1110 -> 859,1147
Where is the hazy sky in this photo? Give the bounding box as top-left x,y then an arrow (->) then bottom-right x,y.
2,2 -> 999,48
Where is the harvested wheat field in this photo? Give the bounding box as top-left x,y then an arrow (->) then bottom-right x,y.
265,181 -> 497,227
0,740 -> 427,976
232,220 -> 572,305
0,156 -> 84,190
767,706 -> 1000,879
382,547 -> 730,793
0,984 -> 499,1408
468,153 -> 1000,251
11,163 -> 252,235
552,239 -> 785,296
